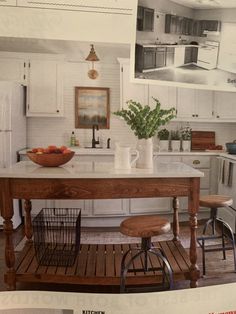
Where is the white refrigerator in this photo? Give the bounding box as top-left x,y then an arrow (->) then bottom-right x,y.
0,81 -> 26,229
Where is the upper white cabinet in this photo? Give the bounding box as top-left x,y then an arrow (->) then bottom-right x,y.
0,0 -> 16,6
0,57 -> 26,84
148,85 -> 177,110
176,88 -> 213,120
118,58 -> 148,109
214,91 -> 236,120
26,59 -> 64,117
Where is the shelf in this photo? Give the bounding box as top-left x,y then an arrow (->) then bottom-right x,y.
14,240 -> 191,287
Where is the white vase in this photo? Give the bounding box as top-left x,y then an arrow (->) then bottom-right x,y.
182,140 -> 191,152
136,138 -> 153,169
159,140 -> 169,152
171,140 -> 181,152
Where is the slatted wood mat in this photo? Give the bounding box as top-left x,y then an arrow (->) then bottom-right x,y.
15,241 -> 191,286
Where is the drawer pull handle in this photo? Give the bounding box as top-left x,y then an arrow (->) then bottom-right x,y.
193,160 -> 200,165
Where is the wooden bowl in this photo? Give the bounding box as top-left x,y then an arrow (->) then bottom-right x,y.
27,151 -> 75,167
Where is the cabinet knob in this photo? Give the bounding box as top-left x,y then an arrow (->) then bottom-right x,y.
192,114 -> 195,117
217,115 -> 220,118
193,159 -> 200,165
195,114 -> 199,117
56,110 -> 60,113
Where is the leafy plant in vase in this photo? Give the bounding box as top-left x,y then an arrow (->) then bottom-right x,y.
180,125 -> 192,152
171,130 -> 181,152
113,98 -> 175,168
158,128 -> 170,152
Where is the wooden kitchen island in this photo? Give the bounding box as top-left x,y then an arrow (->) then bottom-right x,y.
0,161 -> 203,290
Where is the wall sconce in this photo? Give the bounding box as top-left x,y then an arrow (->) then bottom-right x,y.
85,44 -> 100,79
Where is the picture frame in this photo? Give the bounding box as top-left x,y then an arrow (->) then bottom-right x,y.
75,87 -> 110,129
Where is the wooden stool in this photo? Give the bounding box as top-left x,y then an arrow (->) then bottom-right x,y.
120,215 -> 173,293
197,195 -> 236,275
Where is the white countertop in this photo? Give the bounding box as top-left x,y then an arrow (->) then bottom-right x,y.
136,43 -> 199,48
18,148 -> 222,156
0,161 -> 204,179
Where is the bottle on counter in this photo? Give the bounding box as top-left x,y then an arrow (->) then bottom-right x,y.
70,131 -> 76,147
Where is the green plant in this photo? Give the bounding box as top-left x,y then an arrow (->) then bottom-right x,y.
180,126 -> 192,140
171,130 -> 180,140
113,98 -> 176,139
158,128 -> 169,140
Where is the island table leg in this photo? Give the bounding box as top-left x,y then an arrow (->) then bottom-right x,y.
189,178 -> 200,288
0,179 -> 16,290
24,199 -> 33,242
172,196 -> 180,241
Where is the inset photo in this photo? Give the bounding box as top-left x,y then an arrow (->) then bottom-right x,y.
133,0 -> 236,91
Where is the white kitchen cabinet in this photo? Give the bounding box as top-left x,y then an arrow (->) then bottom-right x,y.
54,199 -> 90,217
218,157 -> 236,232
0,57 -> 26,84
148,84 -> 177,110
214,91 -> 236,120
118,58 -> 148,109
180,155 -> 217,212
176,88 -> 213,120
26,59 -> 64,117
0,0 -> 16,6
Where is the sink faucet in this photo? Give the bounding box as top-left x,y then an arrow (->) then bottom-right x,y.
92,124 -> 99,148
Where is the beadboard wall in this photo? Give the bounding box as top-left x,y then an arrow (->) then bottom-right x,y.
27,55 -> 236,150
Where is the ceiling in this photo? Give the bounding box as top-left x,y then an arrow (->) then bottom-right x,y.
170,0 -> 236,9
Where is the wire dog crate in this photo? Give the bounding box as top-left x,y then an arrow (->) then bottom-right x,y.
32,208 -> 81,267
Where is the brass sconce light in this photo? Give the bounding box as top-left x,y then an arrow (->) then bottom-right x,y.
85,44 -> 99,79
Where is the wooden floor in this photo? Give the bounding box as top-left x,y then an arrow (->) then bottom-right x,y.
1,222 -> 236,293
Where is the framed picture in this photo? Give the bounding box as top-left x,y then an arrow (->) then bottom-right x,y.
75,87 -> 110,129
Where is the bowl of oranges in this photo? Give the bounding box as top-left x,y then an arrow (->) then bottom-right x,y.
27,145 -> 75,167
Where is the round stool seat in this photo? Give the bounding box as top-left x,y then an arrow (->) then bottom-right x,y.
120,215 -> 170,238
199,195 -> 233,208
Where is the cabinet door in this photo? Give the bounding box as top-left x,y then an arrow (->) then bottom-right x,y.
195,90 -> 213,119
149,84 -> 177,110
119,60 -> 148,109
54,200 -> 89,217
155,48 -> 166,68
143,7 -> 154,31
174,47 -> 185,67
176,88 -> 195,118
92,199 -> 126,216
214,91 -> 236,120
0,58 -> 26,84
184,47 -> 192,64
192,20 -> 201,36
143,48 -> 156,69
0,0 -> 16,5
27,60 -> 63,117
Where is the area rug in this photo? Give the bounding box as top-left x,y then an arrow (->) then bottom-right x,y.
15,230 -> 223,251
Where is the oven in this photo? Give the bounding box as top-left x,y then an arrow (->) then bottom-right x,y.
197,40 -> 219,70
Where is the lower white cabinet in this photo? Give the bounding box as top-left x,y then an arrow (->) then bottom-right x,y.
218,157 -> 236,232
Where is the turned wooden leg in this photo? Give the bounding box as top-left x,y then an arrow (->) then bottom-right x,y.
0,179 -> 16,290
189,178 -> 200,288
24,199 -> 33,242
172,196 -> 180,241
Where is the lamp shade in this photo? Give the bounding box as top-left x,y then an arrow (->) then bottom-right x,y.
85,44 -> 99,62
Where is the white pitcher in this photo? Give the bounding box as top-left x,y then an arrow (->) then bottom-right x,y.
114,143 -> 139,170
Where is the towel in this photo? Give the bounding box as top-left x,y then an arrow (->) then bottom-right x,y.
218,158 -> 225,184
224,159 -> 234,187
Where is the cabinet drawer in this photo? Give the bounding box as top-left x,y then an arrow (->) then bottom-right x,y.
182,156 -> 210,168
